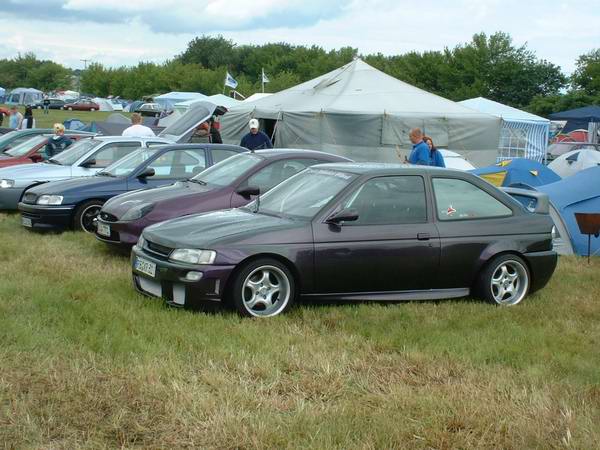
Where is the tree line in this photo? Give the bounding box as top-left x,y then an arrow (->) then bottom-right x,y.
0,33 -> 598,117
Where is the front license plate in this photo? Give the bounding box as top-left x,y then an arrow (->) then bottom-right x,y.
97,222 -> 111,237
22,217 -> 32,227
134,257 -> 156,278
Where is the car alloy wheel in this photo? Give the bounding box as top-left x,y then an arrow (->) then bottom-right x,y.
75,200 -> 104,233
68,107 -> 73,111
480,255 -> 530,306
230,259 -> 295,317
90,108 -> 95,112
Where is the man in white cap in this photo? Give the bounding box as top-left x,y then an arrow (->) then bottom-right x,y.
240,118 -> 273,150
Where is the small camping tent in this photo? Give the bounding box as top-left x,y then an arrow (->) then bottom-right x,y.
5,87 -> 43,105
549,106 -> 600,136
221,59 -> 501,166
548,149 -> 600,178
154,92 -> 207,111
538,166 -> 600,256
93,98 -> 115,112
459,97 -> 550,162
471,158 -> 561,188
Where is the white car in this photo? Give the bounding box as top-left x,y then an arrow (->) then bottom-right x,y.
0,102 -> 217,209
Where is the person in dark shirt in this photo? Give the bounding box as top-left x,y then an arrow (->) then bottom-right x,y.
240,118 -> 273,150
45,123 -> 73,158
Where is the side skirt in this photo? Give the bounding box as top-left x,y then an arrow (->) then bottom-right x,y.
302,288 -> 470,302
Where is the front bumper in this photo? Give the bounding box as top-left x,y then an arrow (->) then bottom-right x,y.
18,202 -> 75,231
0,186 -> 26,210
95,217 -> 144,247
130,244 -> 235,309
523,250 -> 558,293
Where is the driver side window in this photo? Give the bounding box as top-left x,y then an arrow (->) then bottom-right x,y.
244,159 -> 319,192
85,143 -> 141,168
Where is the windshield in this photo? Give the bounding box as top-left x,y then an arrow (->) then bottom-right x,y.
252,168 -> 356,219
49,139 -> 100,166
193,152 -> 261,187
100,147 -> 161,177
0,131 -> 20,149
4,135 -> 48,157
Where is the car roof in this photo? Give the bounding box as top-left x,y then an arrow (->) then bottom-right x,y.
311,162 -> 469,177
147,143 -> 247,152
92,136 -> 171,143
252,148 -> 352,161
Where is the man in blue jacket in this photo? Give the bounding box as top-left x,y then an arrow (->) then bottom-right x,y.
240,118 -> 273,150
407,128 -> 430,165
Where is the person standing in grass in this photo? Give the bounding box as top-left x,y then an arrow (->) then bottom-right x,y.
42,95 -> 50,115
8,106 -> 23,129
407,128 -> 430,166
21,106 -> 35,129
44,123 -> 73,158
122,113 -> 155,137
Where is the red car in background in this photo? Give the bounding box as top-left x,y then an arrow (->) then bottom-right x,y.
0,132 -> 95,168
64,100 -> 100,111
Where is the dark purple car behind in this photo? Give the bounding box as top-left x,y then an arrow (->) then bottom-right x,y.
95,149 -> 351,247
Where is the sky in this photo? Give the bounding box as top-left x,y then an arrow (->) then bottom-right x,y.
0,0 -> 598,74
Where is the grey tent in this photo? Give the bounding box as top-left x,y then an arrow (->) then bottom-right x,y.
221,59 -> 501,165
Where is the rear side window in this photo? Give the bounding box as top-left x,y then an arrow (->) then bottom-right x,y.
212,148 -> 240,164
433,178 -> 512,221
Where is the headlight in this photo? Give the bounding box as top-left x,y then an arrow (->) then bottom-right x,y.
169,249 -> 216,265
0,179 -> 14,188
137,235 -> 146,248
121,203 -> 154,221
37,195 -> 63,205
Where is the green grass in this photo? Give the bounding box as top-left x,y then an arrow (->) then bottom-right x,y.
2,104 -> 130,129
1,212 -> 599,449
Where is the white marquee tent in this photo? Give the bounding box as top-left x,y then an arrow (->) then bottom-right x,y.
459,97 -> 550,162
221,59 -> 501,165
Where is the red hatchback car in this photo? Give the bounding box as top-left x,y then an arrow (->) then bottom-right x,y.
0,132 -> 94,168
64,100 -> 100,111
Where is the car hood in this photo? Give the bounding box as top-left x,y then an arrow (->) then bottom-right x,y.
103,180 -> 213,216
144,208 -> 305,249
25,175 -> 125,196
0,162 -> 71,181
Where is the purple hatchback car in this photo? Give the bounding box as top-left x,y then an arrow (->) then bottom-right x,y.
95,149 -> 351,247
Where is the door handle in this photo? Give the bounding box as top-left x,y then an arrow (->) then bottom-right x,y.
417,233 -> 430,241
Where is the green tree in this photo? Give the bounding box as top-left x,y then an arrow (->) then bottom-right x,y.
571,48 -> 600,97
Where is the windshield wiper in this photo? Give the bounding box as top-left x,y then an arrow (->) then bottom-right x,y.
187,179 -> 207,185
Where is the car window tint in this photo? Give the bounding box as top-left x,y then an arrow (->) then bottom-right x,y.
245,159 -> 321,192
212,148 -> 240,164
147,148 -> 206,179
146,142 -> 166,147
87,142 -> 141,168
343,176 -> 427,225
433,178 -> 512,221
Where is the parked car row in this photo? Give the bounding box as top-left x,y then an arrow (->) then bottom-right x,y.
0,105 -> 558,317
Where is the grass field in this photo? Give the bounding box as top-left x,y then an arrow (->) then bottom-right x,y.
1,105 -> 130,129
1,211 -> 599,449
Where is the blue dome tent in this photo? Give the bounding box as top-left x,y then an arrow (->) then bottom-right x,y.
471,158 -> 561,188
538,166 -> 600,256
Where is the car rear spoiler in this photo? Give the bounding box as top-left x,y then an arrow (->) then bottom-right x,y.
501,187 -> 549,214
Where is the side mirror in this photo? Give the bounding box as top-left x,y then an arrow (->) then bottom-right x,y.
30,154 -> 43,163
326,208 -> 359,225
137,167 -> 156,178
236,186 -> 260,198
81,159 -> 96,168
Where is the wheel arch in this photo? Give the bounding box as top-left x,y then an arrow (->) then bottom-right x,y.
472,250 -> 533,295
223,252 -> 302,300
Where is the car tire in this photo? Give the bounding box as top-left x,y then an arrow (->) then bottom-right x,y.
228,258 -> 296,318
477,254 -> 530,306
67,107 -> 73,111
74,200 -> 104,233
90,108 -> 95,112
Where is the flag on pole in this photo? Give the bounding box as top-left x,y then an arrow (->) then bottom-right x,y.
261,68 -> 270,84
224,71 -> 238,89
